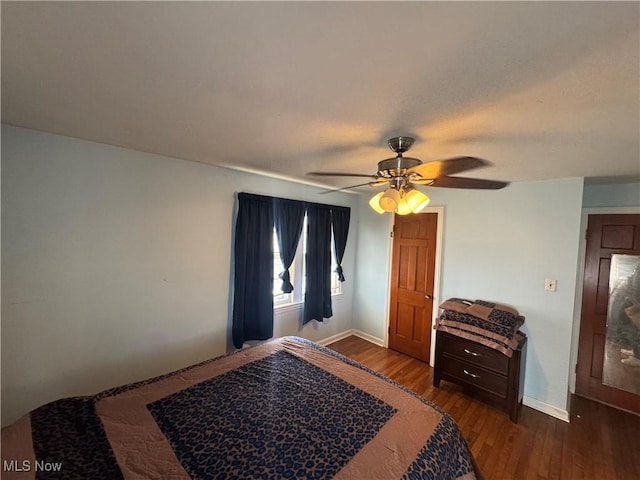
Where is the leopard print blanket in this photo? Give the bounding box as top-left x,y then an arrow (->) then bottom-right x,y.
1,337 -> 479,480
437,298 -> 525,357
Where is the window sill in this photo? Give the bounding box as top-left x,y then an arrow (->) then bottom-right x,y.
274,292 -> 343,314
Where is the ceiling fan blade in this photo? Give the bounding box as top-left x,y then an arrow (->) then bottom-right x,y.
407,156 -> 489,179
318,180 -> 389,194
308,171 -> 378,179
428,176 -> 509,190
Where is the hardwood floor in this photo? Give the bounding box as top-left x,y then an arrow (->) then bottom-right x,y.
327,335 -> 640,480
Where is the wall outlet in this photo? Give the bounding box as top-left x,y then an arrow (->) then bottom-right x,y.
545,278 -> 557,292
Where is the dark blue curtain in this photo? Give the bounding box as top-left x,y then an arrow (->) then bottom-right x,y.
331,207 -> 350,282
303,205 -> 333,324
232,193 -> 274,349
273,199 -> 305,293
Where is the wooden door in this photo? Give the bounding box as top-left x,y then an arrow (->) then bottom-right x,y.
576,214 -> 640,414
388,213 -> 437,362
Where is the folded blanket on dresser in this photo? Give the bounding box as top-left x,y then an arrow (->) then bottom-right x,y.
437,298 -> 525,357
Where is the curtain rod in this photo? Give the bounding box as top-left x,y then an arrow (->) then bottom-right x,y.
237,192 -> 350,211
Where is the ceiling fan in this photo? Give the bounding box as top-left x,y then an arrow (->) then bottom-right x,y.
308,136 -> 508,215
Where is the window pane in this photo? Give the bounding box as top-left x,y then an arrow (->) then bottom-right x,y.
273,229 -> 289,304
273,254 -> 284,296
273,228 -> 295,305
330,230 -> 341,294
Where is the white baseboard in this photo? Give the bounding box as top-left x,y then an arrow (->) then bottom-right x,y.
523,396 -> 570,422
351,329 -> 385,347
317,329 -> 385,347
316,329 -> 356,346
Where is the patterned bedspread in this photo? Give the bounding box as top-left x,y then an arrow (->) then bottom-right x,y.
437,298 -> 525,357
1,337 -> 479,479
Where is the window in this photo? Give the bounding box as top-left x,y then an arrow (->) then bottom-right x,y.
273,215 -> 341,309
233,192 -> 349,347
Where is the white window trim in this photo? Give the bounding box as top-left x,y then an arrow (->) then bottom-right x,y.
275,291 -> 344,313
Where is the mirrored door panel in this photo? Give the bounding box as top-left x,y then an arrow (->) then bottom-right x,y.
603,254 -> 640,395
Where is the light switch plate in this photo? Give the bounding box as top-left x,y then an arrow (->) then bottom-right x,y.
545,278 -> 557,291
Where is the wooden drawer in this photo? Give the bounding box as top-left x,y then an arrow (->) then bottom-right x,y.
441,334 -> 509,375
439,356 -> 509,398
434,330 -> 527,423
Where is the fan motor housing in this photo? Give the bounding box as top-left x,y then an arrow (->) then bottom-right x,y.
377,156 -> 422,177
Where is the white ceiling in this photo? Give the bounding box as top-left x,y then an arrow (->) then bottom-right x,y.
2,1 -> 639,190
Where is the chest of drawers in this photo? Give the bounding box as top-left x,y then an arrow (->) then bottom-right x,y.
433,331 -> 527,422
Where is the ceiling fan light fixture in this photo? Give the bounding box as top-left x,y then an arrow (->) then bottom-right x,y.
405,189 -> 430,213
370,187 -> 431,215
394,189 -> 430,215
368,192 -> 386,214
379,188 -> 400,212
395,197 -> 413,216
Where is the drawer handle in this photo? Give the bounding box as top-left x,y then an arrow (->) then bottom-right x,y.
463,369 -> 480,379
463,348 -> 480,357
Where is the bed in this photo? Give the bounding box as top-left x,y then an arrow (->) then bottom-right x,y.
1,336 -> 480,479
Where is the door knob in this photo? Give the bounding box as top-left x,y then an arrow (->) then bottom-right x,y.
425,294 -> 432,300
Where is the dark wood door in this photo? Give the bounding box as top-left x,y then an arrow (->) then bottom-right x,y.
576,214 -> 640,414
388,213 -> 437,362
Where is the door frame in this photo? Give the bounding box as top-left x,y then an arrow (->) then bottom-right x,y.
383,206 -> 444,367
569,206 -> 640,394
